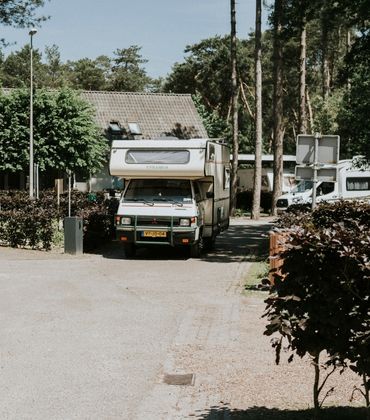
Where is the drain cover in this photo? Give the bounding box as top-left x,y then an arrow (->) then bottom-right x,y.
163,373 -> 195,386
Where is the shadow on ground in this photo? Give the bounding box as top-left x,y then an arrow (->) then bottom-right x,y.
194,405 -> 367,420
90,221 -> 273,263
204,223 -> 271,264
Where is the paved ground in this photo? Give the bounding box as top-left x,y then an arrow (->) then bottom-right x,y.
0,217 -> 362,420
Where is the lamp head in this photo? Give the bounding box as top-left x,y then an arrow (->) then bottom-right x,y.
29,29 -> 37,36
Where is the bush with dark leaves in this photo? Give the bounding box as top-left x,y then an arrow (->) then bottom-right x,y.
0,190 -> 119,250
265,200 -> 370,414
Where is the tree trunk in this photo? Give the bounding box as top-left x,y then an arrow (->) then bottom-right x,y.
363,373 -> 370,420
298,20 -> 307,134
251,0 -> 263,220
306,89 -> 314,132
313,352 -> 321,420
271,0 -> 284,216
321,14 -> 331,100
346,30 -> 351,91
229,0 -> 239,216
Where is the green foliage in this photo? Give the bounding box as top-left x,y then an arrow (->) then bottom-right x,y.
44,45 -> 67,88
0,44 -> 155,92
0,190 -> 56,249
109,46 -> 151,92
163,36 -> 255,153
0,1 -> 47,46
0,88 -> 108,174
164,36 -> 253,117
311,90 -> 344,134
277,200 -> 370,230
192,93 -> 228,138
1,45 -> 46,88
0,190 -> 119,250
66,56 -> 110,91
337,33 -> 370,160
245,260 -> 270,291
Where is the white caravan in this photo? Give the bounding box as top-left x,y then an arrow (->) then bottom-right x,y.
276,159 -> 370,212
238,167 -> 296,193
109,139 -> 230,257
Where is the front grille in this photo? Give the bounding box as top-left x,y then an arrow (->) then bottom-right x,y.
276,199 -> 289,208
136,216 -> 180,227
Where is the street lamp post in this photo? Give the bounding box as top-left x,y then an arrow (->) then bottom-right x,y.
29,29 -> 37,199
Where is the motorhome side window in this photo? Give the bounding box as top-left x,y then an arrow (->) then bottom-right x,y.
346,177 -> 370,191
125,150 -> 190,164
193,182 -> 201,201
224,167 -> 230,190
208,144 -> 215,161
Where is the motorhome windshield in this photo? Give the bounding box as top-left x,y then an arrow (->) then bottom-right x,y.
124,179 -> 192,203
292,180 -> 313,193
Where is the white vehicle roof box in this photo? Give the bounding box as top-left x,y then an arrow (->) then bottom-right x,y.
110,139 -> 212,179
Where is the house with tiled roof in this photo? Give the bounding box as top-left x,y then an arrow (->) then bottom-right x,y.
0,89 -> 208,191
80,91 -> 207,140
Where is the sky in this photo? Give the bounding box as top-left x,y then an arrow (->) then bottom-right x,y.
1,0 -> 270,78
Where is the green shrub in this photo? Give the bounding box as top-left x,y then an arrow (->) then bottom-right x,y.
0,190 -> 119,251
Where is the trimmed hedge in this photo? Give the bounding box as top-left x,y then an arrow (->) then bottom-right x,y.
0,190 -> 119,251
265,200 -> 370,412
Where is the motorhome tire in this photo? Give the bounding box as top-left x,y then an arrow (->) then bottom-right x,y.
124,243 -> 136,258
203,236 -> 216,251
190,234 -> 204,258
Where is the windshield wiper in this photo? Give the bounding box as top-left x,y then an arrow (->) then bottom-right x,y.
153,198 -> 183,207
124,198 -> 154,206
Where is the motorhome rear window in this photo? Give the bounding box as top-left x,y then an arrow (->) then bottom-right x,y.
125,150 -> 190,164
346,177 -> 370,191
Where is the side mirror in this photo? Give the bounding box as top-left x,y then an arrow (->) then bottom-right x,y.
206,191 -> 214,199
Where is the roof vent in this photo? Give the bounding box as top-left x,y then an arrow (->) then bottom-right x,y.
128,122 -> 142,135
108,121 -> 125,135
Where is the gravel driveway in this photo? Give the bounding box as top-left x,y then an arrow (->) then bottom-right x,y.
0,217 -> 364,420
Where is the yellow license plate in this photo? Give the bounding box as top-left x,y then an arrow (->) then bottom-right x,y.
143,231 -> 167,238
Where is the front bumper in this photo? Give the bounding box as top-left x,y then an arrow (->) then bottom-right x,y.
116,226 -> 197,246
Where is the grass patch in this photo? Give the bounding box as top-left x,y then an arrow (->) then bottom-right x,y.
244,260 -> 270,292
233,208 -> 272,218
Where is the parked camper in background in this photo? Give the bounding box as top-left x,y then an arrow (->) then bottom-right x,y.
236,154 -> 296,194
238,167 -> 296,193
109,139 -> 230,257
276,159 -> 370,212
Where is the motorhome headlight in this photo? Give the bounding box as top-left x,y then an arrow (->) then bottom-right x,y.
120,217 -> 132,225
179,217 -> 197,227
292,197 -> 303,203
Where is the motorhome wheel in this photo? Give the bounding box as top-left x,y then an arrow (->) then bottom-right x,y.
203,236 -> 216,251
190,234 -> 204,258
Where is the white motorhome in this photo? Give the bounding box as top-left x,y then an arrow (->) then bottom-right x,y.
276,159 -> 370,212
109,139 -> 230,257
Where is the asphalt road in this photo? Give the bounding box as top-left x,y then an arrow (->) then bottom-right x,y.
0,218 -> 273,420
